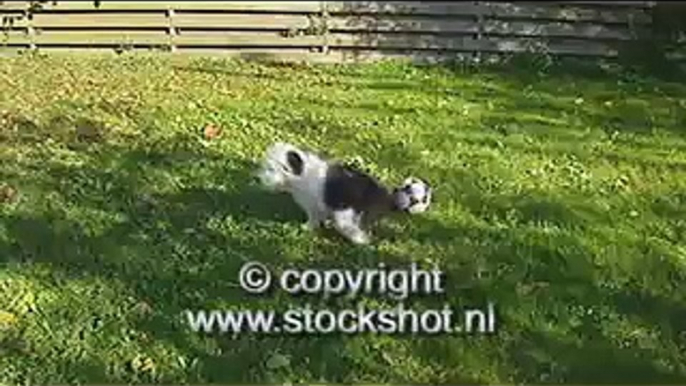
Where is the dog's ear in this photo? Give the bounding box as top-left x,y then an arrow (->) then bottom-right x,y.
286,150 -> 304,176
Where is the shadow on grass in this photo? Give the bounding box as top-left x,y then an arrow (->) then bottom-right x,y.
2,81 -> 686,384
170,49 -> 686,145
0,127 -> 483,383
178,58 -> 686,142
407,211 -> 686,384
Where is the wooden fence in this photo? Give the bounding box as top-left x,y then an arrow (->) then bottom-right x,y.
0,1 -> 658,62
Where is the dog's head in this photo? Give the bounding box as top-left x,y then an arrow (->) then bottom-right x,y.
257,142 -> 307,192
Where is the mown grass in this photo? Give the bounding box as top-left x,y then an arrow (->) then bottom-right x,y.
0,52 -> 685,385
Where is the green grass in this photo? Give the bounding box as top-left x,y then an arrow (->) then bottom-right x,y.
0,52 -> 685,385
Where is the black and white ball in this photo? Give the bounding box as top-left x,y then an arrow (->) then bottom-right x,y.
395,177 -> 432,214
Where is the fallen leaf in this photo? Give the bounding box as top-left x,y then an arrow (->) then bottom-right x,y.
130,355 -> 156,373
140,357 -> 155,372
0,310 -> 17,329
0,185 -> 17,203
75,118 -> 104,142
203,124 -> 222,140
133,300 -> 153,316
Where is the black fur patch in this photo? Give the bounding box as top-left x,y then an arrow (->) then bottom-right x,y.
286,150 -> 304,175
324,163 -> 401,226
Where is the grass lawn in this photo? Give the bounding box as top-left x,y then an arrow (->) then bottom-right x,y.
0,52 -> 685,385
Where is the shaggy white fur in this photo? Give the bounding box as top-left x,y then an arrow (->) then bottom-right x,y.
257,142 -> 431,244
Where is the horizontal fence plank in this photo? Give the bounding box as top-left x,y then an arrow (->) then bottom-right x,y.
0,13 -> 28,28
174,30 -> 322,46
482,2 -> 652,24
0,1 -> 321,12
171,47 -> 337,61
481,19 -> 641,40
0,29 -> 29,44
327,16 -> 479,34
327,33 -> 618,56
21,46 -> 138,53
326,15 -> 647,37
0,1 -> 30,10
0,46 -> 590,65
479,36 -> 618,56
331,49 -> 492,63
0,10 -> 24,17
169,47 -> 479,65
325,2 -> 486,16
31,13 -> 168,27
328,45 -> 614,62
32,30 -> 169,45
328,33 -> 482,51
551,1 -> 654,8
173,13 -> 312,29
1,33 -> 620,58
0,43 -> 626,61
4,47 -> 330,62
0,0 -> 659,61
174,47 -> 477,64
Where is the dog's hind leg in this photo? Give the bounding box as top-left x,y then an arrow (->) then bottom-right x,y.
332,208 -> 370,245
302,207 -> 327,231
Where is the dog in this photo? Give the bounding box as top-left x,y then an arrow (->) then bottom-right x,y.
256,142 -> 432,245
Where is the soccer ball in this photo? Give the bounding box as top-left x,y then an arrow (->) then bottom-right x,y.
397,177 -> 432,214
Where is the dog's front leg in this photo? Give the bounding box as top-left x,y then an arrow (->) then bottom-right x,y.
303,208 -> 326,231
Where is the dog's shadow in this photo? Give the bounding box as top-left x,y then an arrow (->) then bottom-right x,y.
225,184 -> 306,225
233,186 -> 401,244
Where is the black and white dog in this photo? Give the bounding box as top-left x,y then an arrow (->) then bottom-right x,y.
257,142 -> 431,244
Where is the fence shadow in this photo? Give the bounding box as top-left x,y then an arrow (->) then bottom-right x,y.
335,2 -> 651,63
2,43 -> 686,383
331,1 -> 686,84
0,115 -> 486,383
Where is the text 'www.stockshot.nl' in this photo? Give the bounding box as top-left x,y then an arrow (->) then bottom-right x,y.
184,262 -> 498,335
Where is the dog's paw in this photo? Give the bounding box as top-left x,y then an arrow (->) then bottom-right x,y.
350,232 -> 370,245
302,220 -> 321,232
